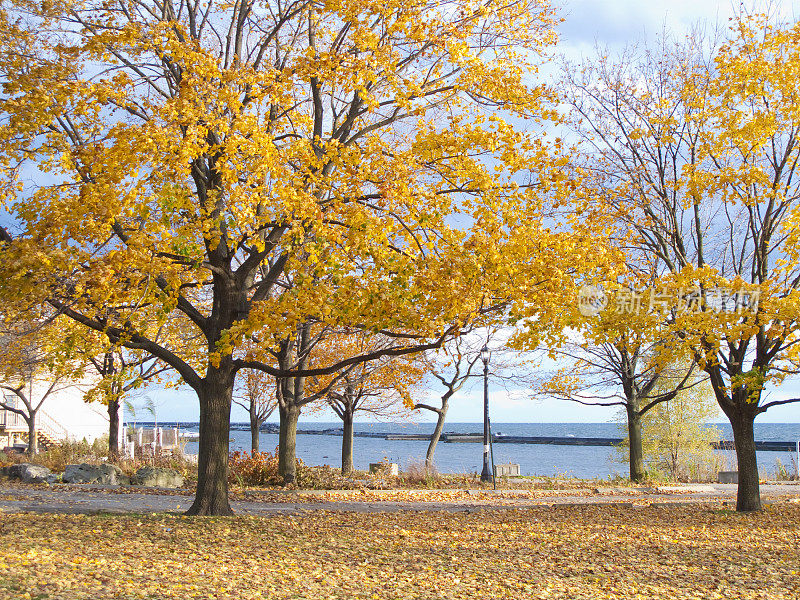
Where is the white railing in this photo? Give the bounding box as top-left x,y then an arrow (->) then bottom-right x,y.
0,395 -> 27,432
1,394 -> 69,442
0,405 -> 26,430
35,408 -> 69,441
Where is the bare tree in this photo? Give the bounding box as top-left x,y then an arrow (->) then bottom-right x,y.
534,333 -> 701,481
414,337 -> 482,467
233,369 -> 277,454
85,349 -> 169,459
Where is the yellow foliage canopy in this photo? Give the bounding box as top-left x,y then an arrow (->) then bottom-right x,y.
0,0 -> 607,379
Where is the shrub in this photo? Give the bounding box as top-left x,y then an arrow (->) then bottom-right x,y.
0,449 -> 27,467
29,437 -> 197,482
296,465 -> 354,489
228,448 -> 301,487
229,449 -> 376,489
117,451 -> 198,482
773,457 -> 799,482
400,461 -> 441,487
32,437 -> 108,472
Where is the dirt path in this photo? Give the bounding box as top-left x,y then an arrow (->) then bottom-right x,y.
1,482 -> 798,515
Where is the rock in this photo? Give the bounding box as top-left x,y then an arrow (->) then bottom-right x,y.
133,466 -> 184,488
63,463 -> 126,485
8,463 -> 52,484
369,463 -> 399,476
45,473 -> 62,485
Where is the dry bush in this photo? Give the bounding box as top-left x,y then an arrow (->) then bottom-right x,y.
117,451 -> 198,481
30,437 -> 110,473
399,460 -> 441,487
296,465 -> 360,489
21,437 -> 197,481
228,449 -> 286,487
229,449 -> 371,489
772,457 -> 799,482
0,449 -> 28,468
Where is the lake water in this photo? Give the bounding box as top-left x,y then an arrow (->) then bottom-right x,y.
160,421 -> 800,479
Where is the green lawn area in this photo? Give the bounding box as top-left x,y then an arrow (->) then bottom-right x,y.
1,503 -> 798,599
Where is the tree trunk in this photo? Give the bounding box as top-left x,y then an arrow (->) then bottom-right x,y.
278,403 -> 300,485
108,398 -> 121,460
426,405 -> 448,467
249,405 -> 260,454
341,408 -> 354,476
26,413 -> 37,456
186,369 -> 235,516
626,404 -> 645,482
729,410 -> 761,512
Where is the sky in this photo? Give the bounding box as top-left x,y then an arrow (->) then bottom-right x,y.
131,0 -> 800,424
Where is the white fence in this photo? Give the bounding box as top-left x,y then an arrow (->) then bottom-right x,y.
123,426 -> 183,458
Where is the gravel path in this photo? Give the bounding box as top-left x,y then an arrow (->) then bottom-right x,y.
1,482 -> 798,515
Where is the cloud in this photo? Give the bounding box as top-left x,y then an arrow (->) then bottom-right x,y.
556,0 -> 741,51
558,0 -> 654,47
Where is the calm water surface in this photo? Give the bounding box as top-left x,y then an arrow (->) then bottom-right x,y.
170,422 -> 800,479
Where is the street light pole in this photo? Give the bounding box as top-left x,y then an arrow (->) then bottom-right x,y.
480,345 -> 492,483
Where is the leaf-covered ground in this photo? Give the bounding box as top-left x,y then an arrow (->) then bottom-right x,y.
1,503 -> 799,599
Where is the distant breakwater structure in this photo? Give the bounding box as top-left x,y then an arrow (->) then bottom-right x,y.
144,422 -> 800,452
293,429 -> 798,452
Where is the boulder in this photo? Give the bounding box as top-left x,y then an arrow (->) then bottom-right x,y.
8,463 -> 52,484
63,463 -> 127,485
133,466 -> 184,488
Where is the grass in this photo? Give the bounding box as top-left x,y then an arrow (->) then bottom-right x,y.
1,503 -> 798,599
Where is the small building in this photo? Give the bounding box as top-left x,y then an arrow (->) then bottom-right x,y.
1,382 -> 108,452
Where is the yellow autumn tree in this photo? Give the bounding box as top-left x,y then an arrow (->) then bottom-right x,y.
562,15 -> 800,511
526,279 -> 703,483
637,373 -> 722,482
0,0 -> 611,514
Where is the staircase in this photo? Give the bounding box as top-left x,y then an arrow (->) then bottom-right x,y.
1,396 -> 68,452
22,429 -> 61,451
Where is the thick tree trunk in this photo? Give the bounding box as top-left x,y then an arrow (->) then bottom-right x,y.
186,369 -> 235,516
249,406 -> 260,454
341,408 -> 354,476
26,414 -> 37,456
626,404 -> 645,482
729,410 -> 761,512
108,398 -> 121,460
278,403 -> 300,484
426,406 -> 448,467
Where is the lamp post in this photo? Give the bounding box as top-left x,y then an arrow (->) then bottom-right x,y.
480,345 -> 492,483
